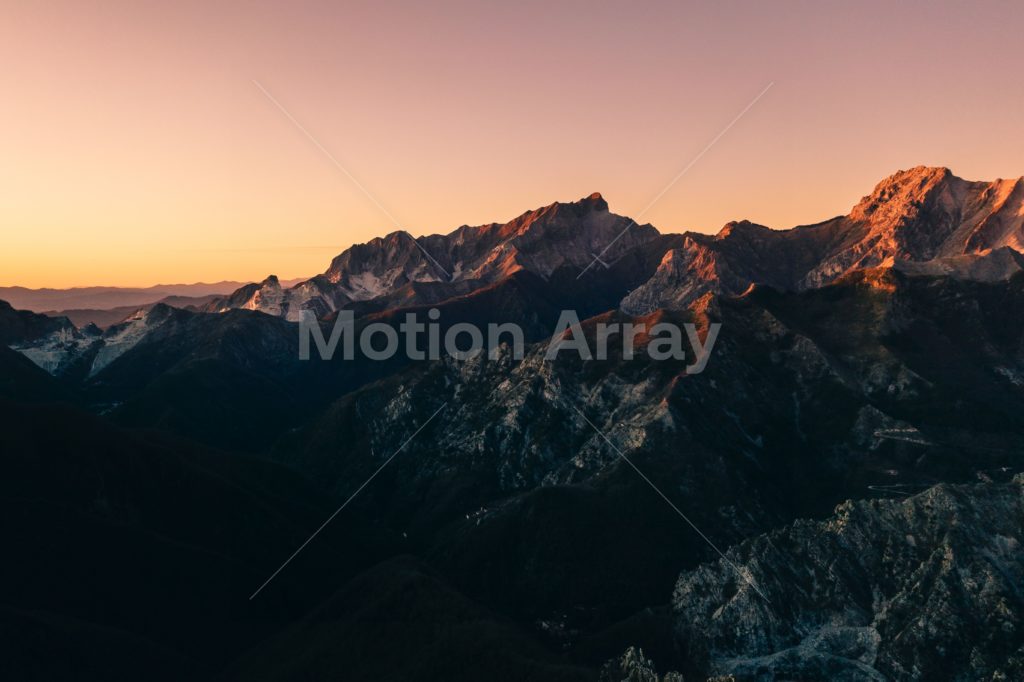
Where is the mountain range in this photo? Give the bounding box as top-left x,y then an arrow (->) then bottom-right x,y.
2,166 -> 1023,681
200,166 -> 1024,322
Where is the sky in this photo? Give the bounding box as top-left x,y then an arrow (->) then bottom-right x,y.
3,0 -> 1023,288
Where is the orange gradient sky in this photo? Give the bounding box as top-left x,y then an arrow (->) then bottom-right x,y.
3,0 -> 1023,288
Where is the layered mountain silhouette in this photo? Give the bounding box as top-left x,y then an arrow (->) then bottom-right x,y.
0,281 -> 274,313
3,166 -> 1024,681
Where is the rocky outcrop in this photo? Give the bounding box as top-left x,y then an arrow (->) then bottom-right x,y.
672,476 -> 1024,681
599,646 -> 684,681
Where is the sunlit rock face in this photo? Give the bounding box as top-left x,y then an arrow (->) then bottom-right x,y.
624,167 -> 1024,314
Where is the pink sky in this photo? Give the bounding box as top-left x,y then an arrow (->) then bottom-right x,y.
3,0 -> 1023,287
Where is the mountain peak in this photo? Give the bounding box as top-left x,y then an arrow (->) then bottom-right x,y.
580,192 -> 608,210
893,165 -> 952,180
850,166 -> 957,224
869,165 -> 953,194
715,220 -> 771,240
528,192 -> 609,218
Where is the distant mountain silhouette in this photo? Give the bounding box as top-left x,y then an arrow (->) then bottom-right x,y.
0,279 -> 307,314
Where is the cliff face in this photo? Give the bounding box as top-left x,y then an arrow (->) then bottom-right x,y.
672,475 -> 1024,681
